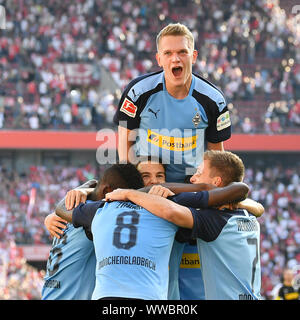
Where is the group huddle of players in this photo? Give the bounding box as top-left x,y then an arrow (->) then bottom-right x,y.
42,23 -> 263,300
42,153 -> 263,300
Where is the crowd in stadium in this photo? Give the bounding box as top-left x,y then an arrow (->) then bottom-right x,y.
0,159 -> 299,300
0,241 -> 44,299
0,0 -> 299,132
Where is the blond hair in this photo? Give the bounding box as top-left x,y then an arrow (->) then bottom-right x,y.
156,23 -> 195,51
204,150 -> 245,186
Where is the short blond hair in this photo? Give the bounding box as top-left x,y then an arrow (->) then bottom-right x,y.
204,150 -> 245,186
156,23 -> 195,51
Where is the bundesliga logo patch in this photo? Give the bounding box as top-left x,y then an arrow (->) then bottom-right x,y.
216,111 -> 231,131
120,98 -> 137,118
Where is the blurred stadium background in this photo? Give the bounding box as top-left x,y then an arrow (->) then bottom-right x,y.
0,0 -> 299,300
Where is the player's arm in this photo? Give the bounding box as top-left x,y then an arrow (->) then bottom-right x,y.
64,178 -> 99,210
167,182 -> 249,208
139,182 -> 216,194
147,184 -> 263,217
65,187 -> 95,210
207,182 -> 248,206
55,179 -> 98,222
56,200 -> 104,241
77,179 -> 98,189
56,198 -> 74,223
105,182 -> 249,228
44,212 -> 67,239
106,189 -> 193,228
118,126 -> 137,162
45,179 -> 97,236
238,198 -> 265,217
207,141 -> 224,151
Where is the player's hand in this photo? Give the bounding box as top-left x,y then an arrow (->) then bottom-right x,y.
65,189 -> 88,210
44,212 -> 67,239
238,198 -> 265,217
105,189 -> 130,202
148,185 -> 175,198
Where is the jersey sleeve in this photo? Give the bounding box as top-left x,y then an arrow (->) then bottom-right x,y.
113,90 -> 141,130
205,99 -> 231,144
72,201 -> 105,239
169,191 -> 209,208
175,227 -> 194,243
189,208 -> 227,242
113,75 -> 147,130
113,71 -> 163,130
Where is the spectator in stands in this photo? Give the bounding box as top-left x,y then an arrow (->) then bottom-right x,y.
275,268 -> 300,300
0,240 -> 45,300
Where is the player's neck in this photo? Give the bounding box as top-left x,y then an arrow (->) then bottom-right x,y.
166,77 -> 192,99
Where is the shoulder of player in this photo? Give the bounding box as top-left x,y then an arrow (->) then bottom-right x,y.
65,223 -> 94,243
190,207 -> 255,223
190,207 -> 257,241
74,200 -> 105,217
192,73 -> 227,110
123,70 -> 164,102
216,208 -> 258,219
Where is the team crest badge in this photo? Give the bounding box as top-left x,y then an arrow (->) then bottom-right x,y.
192,112 -> 201,128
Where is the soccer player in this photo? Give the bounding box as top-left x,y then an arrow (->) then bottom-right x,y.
42,179 -> 98,300
42,158 -> 186,300
276,268 -> 300,300
106,151 -> 262,300
63,156 -> 166,212
55,163 -> 249,300
42,165 -> 144,300
136,156 -> 166,186
114,22 -> 232,300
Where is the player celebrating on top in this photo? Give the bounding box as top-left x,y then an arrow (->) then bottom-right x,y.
114,23 -> 230,181
114,22 -> 231,300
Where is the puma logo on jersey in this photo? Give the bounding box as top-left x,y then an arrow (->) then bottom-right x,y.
148,108 -> 160,119
131,88 -> 141,99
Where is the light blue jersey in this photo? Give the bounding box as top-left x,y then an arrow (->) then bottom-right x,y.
182,207 -> 262,300
42,223 -> 96,300
73,200 -> 178,300
114,71 -> 231,183
114,71 -> 231,300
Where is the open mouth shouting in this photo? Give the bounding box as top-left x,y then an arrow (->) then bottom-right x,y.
172,66 -> 183,78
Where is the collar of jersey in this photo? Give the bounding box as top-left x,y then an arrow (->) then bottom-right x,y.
162,72 -> 195,101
